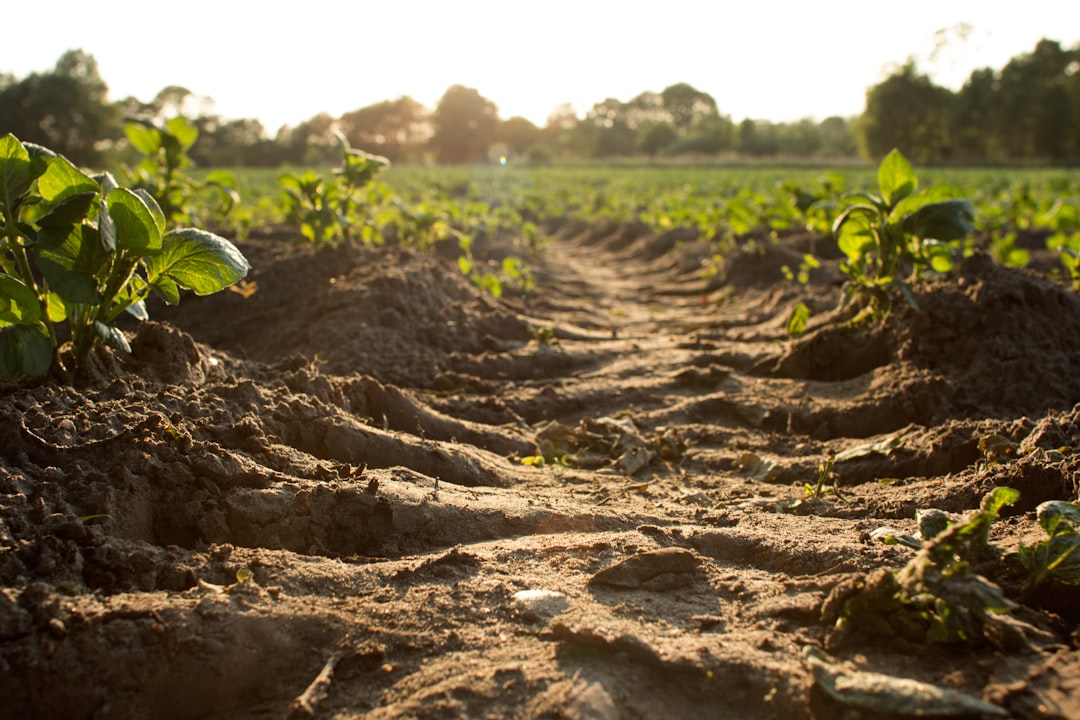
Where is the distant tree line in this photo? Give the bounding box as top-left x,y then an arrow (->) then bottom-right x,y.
862,39 -> 1080,164
1,41 -> 1077,168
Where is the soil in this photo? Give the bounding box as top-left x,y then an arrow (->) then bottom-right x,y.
3,217 -> 1080,719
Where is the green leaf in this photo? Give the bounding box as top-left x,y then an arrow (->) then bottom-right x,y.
0,323 -> 53,377
130,188 -> 166,235
98,198 -> 117,253
924,242 -> 956,273
124,121 -> 163,155
786,302 -> 811,337
981,486 -> 1020,520
835,210 -> 876,261
0,274 -> 41,326
0,134 -> 46,216
205,170 -> 237,188
94,321 -> 131,353
37,224 -> 106,304
1037,500 -> 1080,537
45,291 -> 67,323
165,116 -> 199,151
146,228 -> 250,300
902,200 -> 975,242
877,149 -> 917,207
37,192 -> 96,240
107,188 -> 162,253
37,155 -> 97,203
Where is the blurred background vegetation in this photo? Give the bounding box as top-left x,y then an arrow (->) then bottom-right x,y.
1,38 -> 1077,168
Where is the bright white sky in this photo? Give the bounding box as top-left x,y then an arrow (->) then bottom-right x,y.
5,1 -> 1078,135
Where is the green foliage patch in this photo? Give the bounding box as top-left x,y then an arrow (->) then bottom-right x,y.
0,133 -> 249,379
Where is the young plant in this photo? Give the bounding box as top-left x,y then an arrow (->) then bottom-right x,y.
833,149 -> 975,317
0,134 -> 249,378
123,116 -> 239,225
804,456 -> 840,498
279,133 -> 389,247
826,487 -> 1020,648
1012,500 -> 1080,592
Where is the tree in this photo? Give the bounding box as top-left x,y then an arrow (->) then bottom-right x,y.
275,113 -> 339,165
738,119 -> 779,156
776,118 -> 822,156
818,116 -> 858,157
539,103 -> 587,159
0,49 -> 119,165
339,96 -> 430,162
994,39 -> 1077,160
189,116 -> 272,166
951,68 -> 999,161
496,116 -> 541,155
660,83 -> 719,132
430,85 -> 498,164
638,122 -> 678,157
583,98 -> 637,157
860,62 -> 954,162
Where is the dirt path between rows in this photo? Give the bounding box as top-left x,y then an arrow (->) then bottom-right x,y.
2,219 -> 1080,718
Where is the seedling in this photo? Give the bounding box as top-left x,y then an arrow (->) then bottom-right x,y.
279,132 -> 389,247
833,149 -> 974,318
123,116 -> 239,225
827,487 -> 1020,647
0,134 -> 249,378
1011,500 -> 1080,592
786,302 -> 811,338
804,456 -> 842,499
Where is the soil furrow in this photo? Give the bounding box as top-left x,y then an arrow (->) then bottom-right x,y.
3,221 -> 1080,718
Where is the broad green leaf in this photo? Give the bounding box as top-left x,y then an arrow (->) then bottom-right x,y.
1037,500 -> 1080,537
0,323 -> 53,378
37,224 -> 105,304
124,122 -> 162,155
205,170 -> 237,188
0,274 -> 41,326
45,291 -> 67,323
1045,535 -> 1080,584
36,192 -> 96,241
94,321 -> 131,353
924,241 -> 956,273
165,116 -> 199,151
130,188 -> 166,235
0,134 -> 46,216
835,210 -> 876,262
877,149 -> 917,207
37,155 -> 97,203
891,186 -> 963,222
981,486 -> 1020,521
152,275 -> 180,305
107,188 -> 162,253
146,228 -> 250,299
902,200 -> 975,242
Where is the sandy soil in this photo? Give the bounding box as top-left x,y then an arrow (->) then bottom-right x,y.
2,218 -> 1079,719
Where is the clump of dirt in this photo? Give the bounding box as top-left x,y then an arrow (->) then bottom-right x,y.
2,220 -> 1079,719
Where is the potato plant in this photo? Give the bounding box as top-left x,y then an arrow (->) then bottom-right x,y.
279,133 -> 390,247
123,116 -> 239,226
0,134 -> 249,378
834,149 -> 975,317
